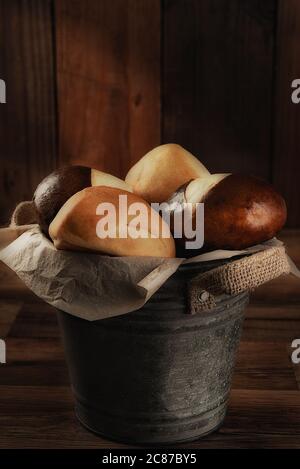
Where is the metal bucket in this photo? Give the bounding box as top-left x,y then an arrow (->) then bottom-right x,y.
57,261 -> 249,444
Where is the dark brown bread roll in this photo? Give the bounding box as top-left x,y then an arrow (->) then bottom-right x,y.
33,166 -> 132,235
165,173 -> 287,252
202,174 -> 287,250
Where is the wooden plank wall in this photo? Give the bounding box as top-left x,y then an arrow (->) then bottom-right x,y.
273,0 -> 300,228
0,0 -> 57,225
0,0 -> 299,226
163,0 -> 276,179
55,0 -> 161,176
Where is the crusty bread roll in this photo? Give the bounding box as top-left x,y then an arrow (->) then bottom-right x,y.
33,166 -> 132,235
165,173 -> 287,251
125,144 -> 210,203
49,186 -> 176,258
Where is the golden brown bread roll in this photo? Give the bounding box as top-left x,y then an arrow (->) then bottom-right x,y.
165,173 -> 287,252
49,186 -> 176,258
33,166 -> 132,235
125,144 -> 210,203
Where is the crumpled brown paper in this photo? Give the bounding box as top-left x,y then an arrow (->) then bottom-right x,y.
0,225 -> 299,321
0,227 -> 182,320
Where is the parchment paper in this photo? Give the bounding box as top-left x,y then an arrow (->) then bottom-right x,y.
0,225 -> 298,321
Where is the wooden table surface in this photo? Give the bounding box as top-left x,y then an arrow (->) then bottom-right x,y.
0,230 -> 299,449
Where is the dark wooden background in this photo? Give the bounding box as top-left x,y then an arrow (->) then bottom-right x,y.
0,0 -> 299,226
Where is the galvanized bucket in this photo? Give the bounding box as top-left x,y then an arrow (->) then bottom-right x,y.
58,260 -> 249,444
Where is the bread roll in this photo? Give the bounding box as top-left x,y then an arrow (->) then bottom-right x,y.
165,174 -> 287,251
49,186 -> 176,258
125,144 -> 210,203
33,166 -> 132,235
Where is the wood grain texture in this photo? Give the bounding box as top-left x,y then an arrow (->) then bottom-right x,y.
55,0 -> 160,176
242,317 -> 300,341
233,340 -> 298,390
250,275 -> 300,304
163,0 -> 276,178
273,0 -> 300,227
0,262 -> 36,300
279,229 -> 300,263
0,301 -> 22,337
0,0 -> 57,225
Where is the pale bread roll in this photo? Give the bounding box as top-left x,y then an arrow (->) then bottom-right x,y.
125,144 -> 210,203
49,186 -> 176,258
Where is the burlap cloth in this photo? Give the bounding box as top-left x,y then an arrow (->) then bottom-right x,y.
189,245 -> 291,313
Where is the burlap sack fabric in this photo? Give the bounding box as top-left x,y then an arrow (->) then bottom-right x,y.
10,201 -> 37,227
189,246 -> 291,313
